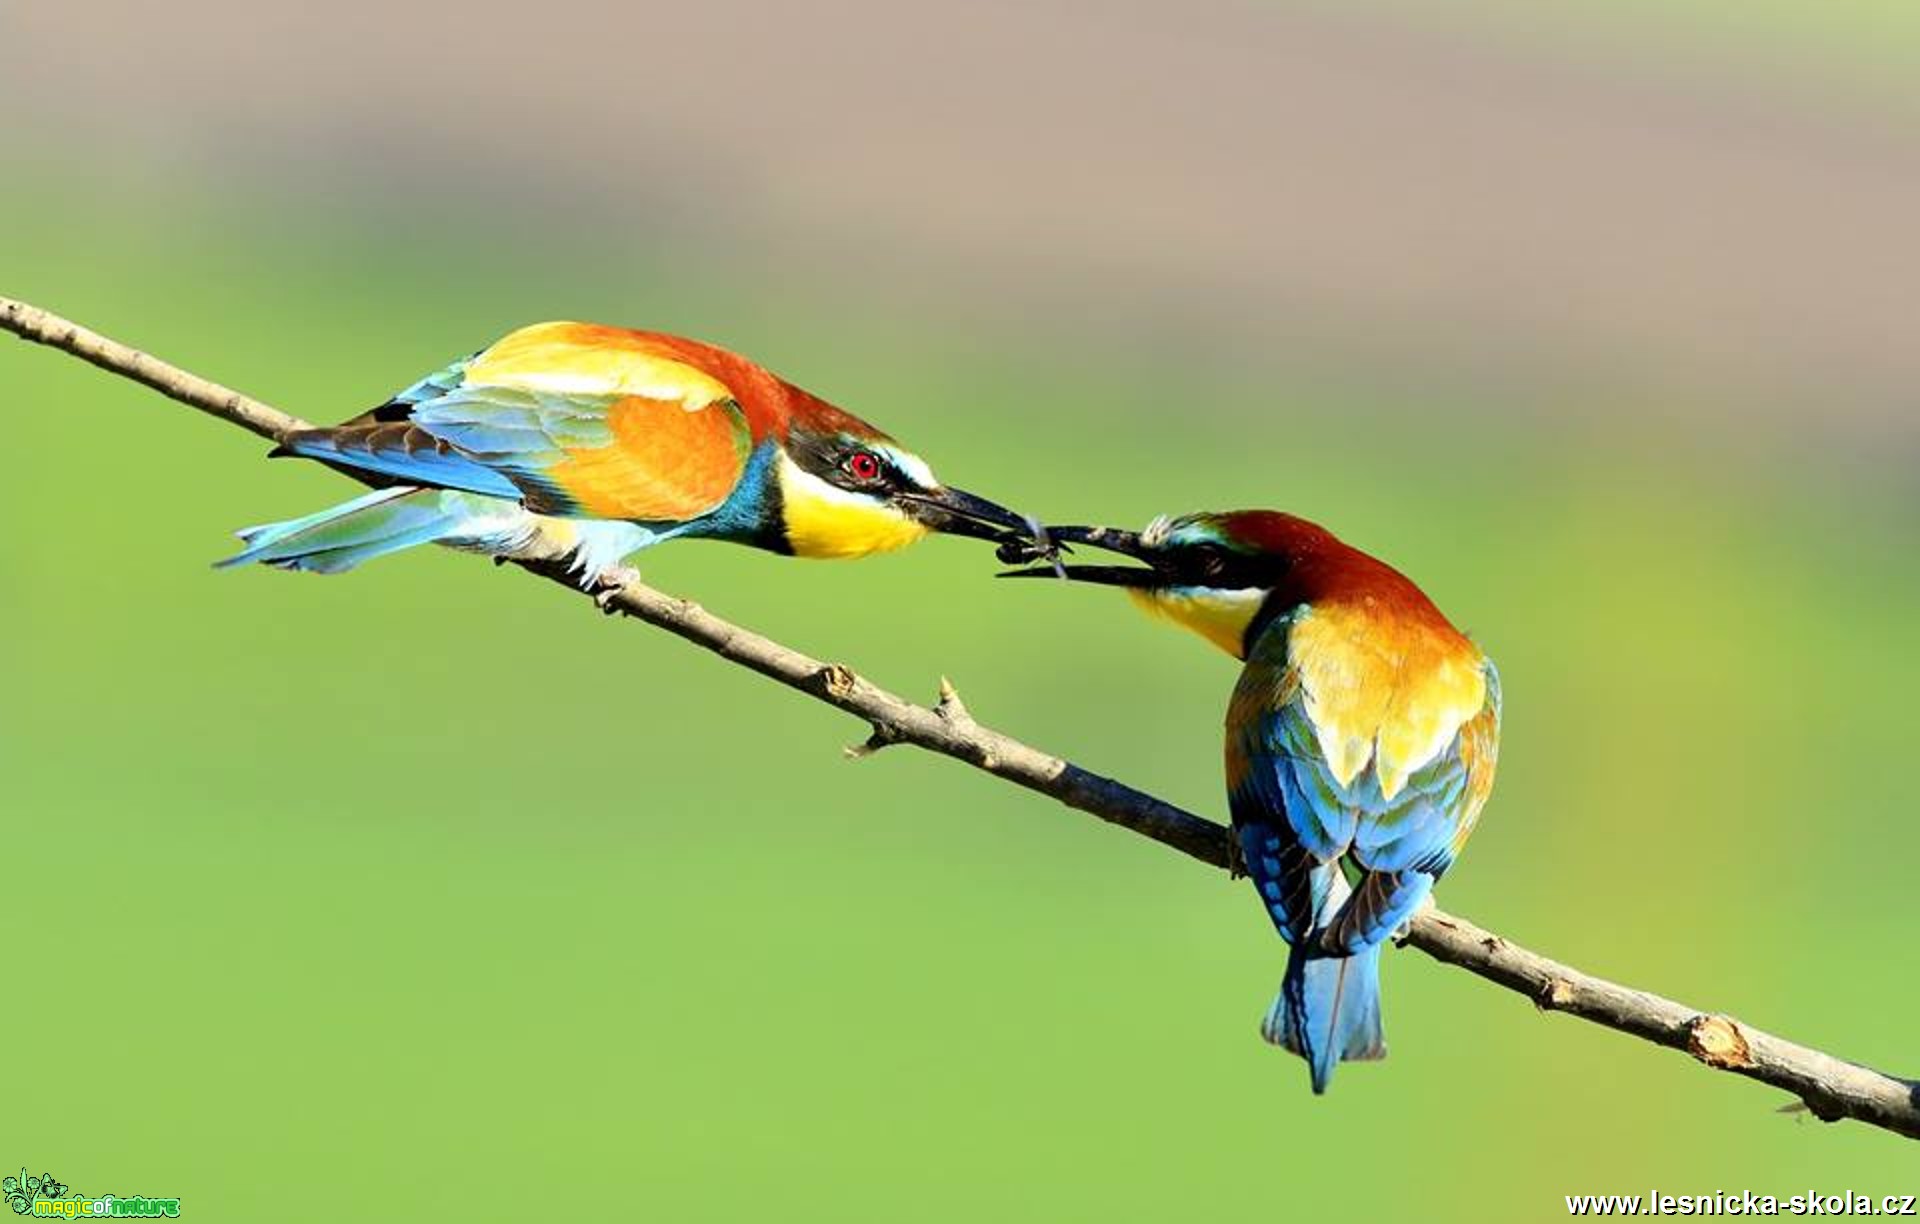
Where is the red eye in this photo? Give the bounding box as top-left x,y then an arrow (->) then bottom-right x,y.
843,450 -> 883,483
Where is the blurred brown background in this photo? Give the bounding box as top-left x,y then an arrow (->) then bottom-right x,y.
13,1 -> 1920,442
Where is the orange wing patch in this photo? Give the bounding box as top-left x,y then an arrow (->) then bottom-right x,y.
545,394 -> 751,522
1289,601 -> 1488,800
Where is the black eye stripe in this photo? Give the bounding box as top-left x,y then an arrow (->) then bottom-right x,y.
1167,543 -> 1262,586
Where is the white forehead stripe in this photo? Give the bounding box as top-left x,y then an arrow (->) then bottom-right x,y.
876,445 -> 937,489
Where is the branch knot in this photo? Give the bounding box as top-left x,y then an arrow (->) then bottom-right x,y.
1536,977 -> 1576,1011
1686,1014 -> 1753,1069
816,664 -> 858,701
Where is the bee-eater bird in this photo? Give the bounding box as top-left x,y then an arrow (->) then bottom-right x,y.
1003,512 -> 1500,1092
219,321 -> 1034,581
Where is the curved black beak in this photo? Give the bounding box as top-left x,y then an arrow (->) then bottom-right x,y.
997,524 -> 1160,586
890,487 -> 1044,548
895,485 -> 1037,544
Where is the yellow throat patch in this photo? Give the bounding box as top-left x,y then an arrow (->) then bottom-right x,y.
1127,586 -> 1267,658
776,454 -> 930,559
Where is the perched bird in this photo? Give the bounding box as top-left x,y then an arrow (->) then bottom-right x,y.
220,322 -> 1033,582
1003,512 -> 1500,1092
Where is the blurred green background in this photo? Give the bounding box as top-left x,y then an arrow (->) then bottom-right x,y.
4,2 -> 1917,1218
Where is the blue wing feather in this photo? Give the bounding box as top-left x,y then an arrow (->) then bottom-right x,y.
384,354 -> 474,410
409,385 -> 618,456
277,381 -> 633,515
278,432 -> 525,498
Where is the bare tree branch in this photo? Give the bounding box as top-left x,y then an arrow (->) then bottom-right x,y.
6,294 -> 1915,1140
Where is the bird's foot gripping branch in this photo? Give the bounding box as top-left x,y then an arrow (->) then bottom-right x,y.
3,294 -> 1916,1140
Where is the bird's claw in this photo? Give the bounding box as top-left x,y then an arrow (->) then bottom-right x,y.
1226,837 -> 1248,880
591,565 -> 642,614
1391,893 -> 1438,944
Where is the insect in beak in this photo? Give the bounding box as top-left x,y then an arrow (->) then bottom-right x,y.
996,525 -> 1157,587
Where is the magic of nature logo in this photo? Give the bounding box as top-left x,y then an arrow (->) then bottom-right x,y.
3,1170 -> 179,1219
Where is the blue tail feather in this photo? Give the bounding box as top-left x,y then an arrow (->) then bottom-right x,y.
219,487 -> 656,583
1265,942 -> 1384,1094
218,487 -> 481,574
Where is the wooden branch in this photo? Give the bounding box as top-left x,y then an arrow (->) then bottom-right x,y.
6,294 -> 1915,1140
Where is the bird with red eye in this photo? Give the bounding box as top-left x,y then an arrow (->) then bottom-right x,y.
218,319 -> 1044,576
842,449 -> 886,485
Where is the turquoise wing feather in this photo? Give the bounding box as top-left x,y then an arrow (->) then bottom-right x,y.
278,380 -> 630,513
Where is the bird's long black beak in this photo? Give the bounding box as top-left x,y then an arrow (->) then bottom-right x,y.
896,485 -> 1037,544
997,525 -> 1160,586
